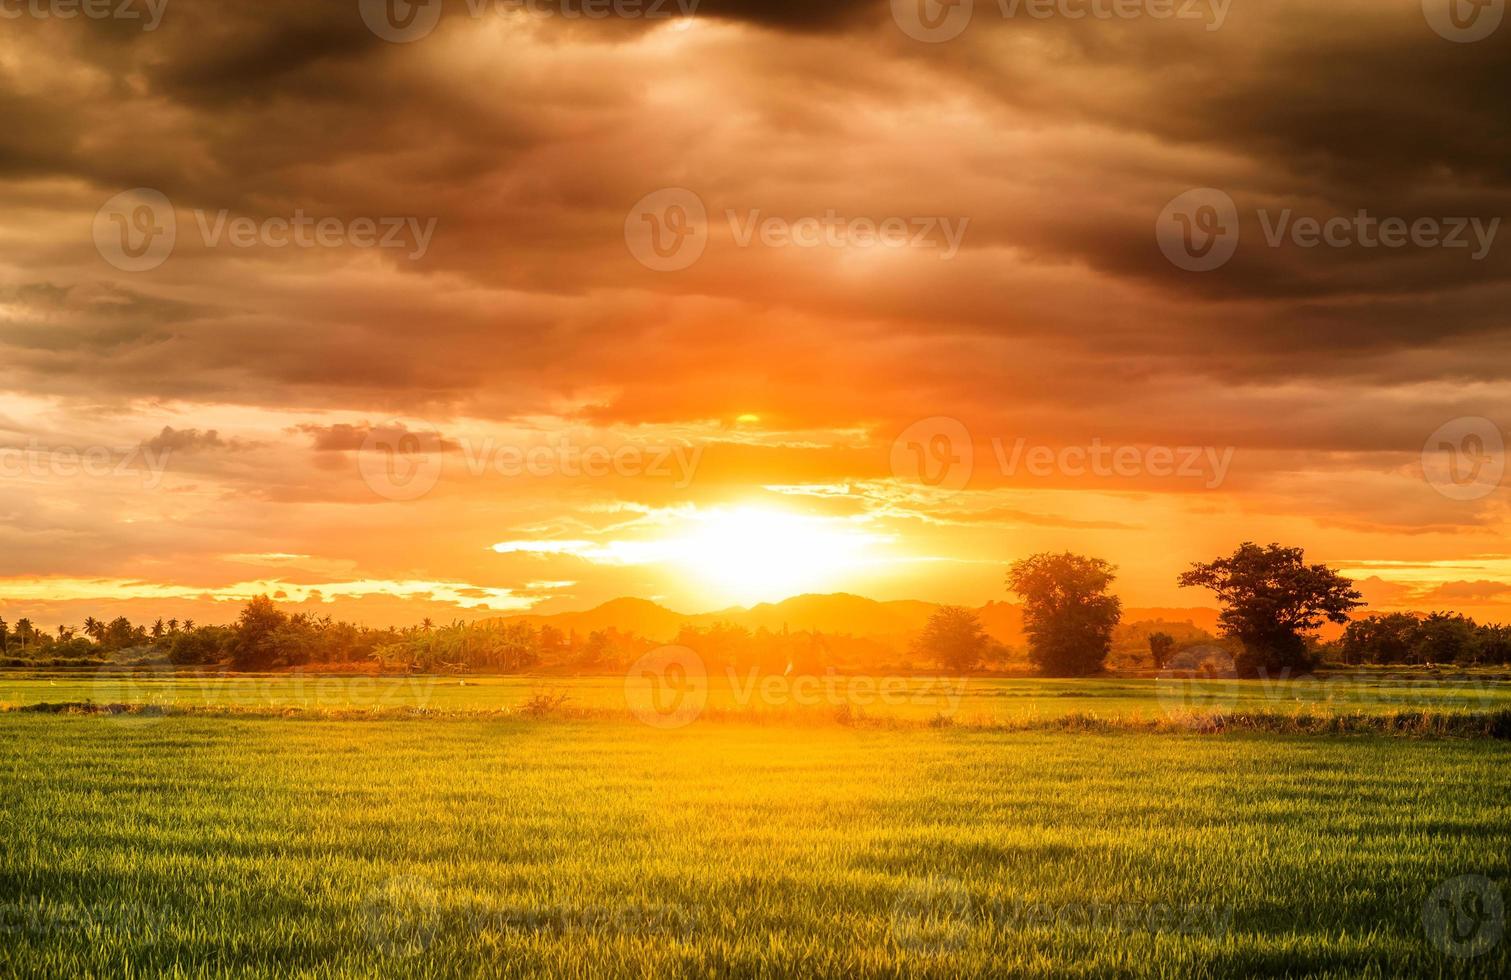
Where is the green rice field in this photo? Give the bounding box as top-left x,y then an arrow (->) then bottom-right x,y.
2,675 -> 1508,977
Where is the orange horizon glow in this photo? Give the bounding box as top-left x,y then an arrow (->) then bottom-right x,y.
2,8 -> 1510,631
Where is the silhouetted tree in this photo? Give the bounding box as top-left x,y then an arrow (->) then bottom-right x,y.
101,617 -> 141,652
913,606 -> 991,672
1148,632 -> 1176,670
1008,553 -> 1122,677
230,596 -> 289,670
1179,542 -> 1363,677
1340,613 -> 1420,666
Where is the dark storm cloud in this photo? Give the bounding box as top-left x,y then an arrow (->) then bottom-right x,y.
1,0 -> 1509,460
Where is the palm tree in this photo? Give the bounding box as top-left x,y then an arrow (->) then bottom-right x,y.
151,619 -> 165,639
183,619 -> 196,632
168,619 -> 180,633
83,616 -> 103,641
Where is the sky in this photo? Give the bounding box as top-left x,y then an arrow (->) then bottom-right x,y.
1,0 -> 1510,628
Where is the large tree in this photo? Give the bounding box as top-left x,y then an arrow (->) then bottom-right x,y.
1007,553 -> 1122,677
1178,542 -> 1363,677
1147,632 -> 1176,670
230,595 -> 289,670
914,606 -> 991,672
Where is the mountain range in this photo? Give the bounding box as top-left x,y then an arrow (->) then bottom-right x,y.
497,594 -> 1223,647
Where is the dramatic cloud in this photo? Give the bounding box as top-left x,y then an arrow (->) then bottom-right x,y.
1,1 -> 1508,623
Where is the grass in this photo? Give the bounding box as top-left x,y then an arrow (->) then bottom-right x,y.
4,670 -> 1510,723
2,710 -> 1509,978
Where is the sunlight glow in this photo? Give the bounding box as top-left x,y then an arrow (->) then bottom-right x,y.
675,507 -> 887,606
492,506 -> 893,607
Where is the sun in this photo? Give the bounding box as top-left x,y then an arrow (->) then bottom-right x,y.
671,506 -> 886,607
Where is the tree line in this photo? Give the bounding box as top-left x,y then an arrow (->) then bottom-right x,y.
0,596 -> 878,674
4,542 -> 1509,676
915,542 -> 1510,677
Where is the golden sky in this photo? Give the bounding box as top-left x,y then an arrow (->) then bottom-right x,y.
1,1 -> 1509,627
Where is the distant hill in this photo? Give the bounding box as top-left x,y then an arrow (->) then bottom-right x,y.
499,597 -> 691,640
493,594 -> 1224,648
